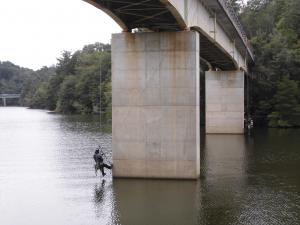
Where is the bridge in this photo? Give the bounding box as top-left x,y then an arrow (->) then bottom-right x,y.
0,94 -> 21,106
85,0 -> 254,179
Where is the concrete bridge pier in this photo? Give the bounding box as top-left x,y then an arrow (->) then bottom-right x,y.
112,31 -> 200,179
2,98 -> 6,107
205,71 -> 245,134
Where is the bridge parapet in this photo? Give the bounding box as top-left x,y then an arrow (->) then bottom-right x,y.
218,0 -> 254,59
175,0 -> 253,70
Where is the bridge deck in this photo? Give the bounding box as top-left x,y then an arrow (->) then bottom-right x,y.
202,0 -> 254,61
86,0 -> 253,70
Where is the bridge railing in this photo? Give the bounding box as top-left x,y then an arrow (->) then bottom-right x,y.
218,0 -> 254,59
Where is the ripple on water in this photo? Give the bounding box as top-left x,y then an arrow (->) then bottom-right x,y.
1,108 -> 300,225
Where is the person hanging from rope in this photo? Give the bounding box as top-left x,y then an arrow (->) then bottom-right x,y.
93,146 -> 113,177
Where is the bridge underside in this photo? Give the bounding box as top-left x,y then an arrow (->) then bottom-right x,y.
86,0 -> 237,70
88,0 -> 182,31
85,0 -> 251,179
199,34 -> 236,70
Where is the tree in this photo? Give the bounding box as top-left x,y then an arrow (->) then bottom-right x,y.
56,51 -> 79,76
226,0 -> 244,13
56,76 -> 77,114
0,61 -> 35,96
30,83 -> 49,109
268,77 -> 300,127
241,0 -> 300,126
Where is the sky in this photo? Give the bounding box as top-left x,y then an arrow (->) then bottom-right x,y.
0,0 -> 121,70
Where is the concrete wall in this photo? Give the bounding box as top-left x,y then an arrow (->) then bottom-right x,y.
205,70 -> 244,134
112,31 -> 200,179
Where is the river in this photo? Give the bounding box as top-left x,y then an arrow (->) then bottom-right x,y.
0,107 -> 299,225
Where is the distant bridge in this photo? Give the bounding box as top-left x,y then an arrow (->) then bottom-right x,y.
0,94 -> 21,106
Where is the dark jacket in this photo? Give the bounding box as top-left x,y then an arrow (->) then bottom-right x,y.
94,153 -> 104,164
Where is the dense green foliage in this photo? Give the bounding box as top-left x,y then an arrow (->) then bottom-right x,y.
0,61 -> 37,106
241,0 -> 300,127
20,66 -> 56,108
0,43 -> 112,118
0,61 -> 35,94
227,0 -> 244,13
26,43 -> 111,118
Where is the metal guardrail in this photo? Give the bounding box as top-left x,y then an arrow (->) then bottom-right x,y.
218,0 -> 254,59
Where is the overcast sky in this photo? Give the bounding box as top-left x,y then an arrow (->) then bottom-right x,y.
0,0 -> 121,70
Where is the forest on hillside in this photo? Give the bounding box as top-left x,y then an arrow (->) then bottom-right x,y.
231,0 -> 300,127
0,0 -> 299,127
0,43 -> 112,118
240,0 -> 300,127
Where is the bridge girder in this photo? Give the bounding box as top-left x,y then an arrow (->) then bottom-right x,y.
84,0 -> 254,71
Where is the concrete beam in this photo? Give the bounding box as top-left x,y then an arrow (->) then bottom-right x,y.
169,0 -> 247,71
205,70 -> 244,134
84,0 -> 253,71
112,31 -> 200,179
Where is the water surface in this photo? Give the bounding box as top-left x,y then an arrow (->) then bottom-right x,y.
0,107 -> 299,225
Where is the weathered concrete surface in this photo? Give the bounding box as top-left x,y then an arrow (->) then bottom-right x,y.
170,0 -> 250,70
205,70 -> 244,134
112,31 -> 200,179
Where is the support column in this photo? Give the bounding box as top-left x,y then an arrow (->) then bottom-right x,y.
3,98 -> 6,107
205,70 -> 244,134
112,31 -> 200,179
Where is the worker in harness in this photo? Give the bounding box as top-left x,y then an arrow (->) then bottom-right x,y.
93,147 -> 113,177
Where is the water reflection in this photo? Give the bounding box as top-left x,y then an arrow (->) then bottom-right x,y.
113,179 -> 199,225
94,180 -> 106,205
0,107 -> 115,225
93,179 -> 119,225
1,108 -> 300,225
199,134 -> 247,225
199,131 -> 300,225
235,129 -> 300,225
204,134 -> 247,177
